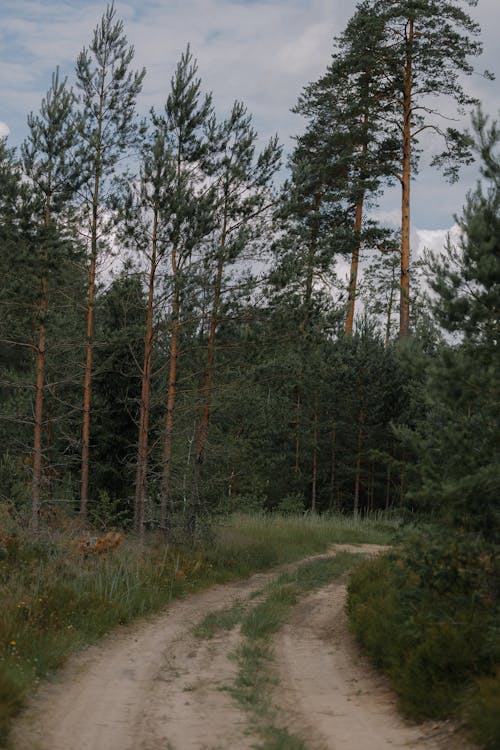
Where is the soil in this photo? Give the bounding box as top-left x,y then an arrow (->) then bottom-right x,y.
10,544 -> 477,750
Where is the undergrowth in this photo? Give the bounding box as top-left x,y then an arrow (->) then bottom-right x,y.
347,530 -> 500,750
0,507 -> 395,747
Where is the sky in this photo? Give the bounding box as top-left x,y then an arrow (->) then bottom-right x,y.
0,0 -> 499,258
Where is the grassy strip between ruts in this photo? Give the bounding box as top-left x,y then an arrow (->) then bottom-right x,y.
195,551 -> 359,750
0,510 -> 397,748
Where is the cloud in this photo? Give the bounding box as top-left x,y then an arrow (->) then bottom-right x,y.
0,0 -> 497,236
0,122 -> 10,138
415,225 -> 461,259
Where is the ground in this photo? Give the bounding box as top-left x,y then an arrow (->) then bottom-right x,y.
10,545 -> 477,750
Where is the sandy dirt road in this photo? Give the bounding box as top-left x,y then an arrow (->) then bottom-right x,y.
10,545 -> 476,750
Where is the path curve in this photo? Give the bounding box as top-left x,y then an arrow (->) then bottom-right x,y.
272,580 -> 476,750
10,545 -> 476,750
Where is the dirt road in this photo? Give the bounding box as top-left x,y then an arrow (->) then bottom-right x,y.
10,545 -> 475,750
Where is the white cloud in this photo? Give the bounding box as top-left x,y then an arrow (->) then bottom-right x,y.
415,224 -> 461,260
0,0 -> 497,236
0,121 -> 10,138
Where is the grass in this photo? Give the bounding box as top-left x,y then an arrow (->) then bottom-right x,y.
0,507 -> 396,748
193,599 -> 245,639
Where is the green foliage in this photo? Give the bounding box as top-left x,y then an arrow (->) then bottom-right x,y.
347,531 -> 500,739
88,490 -> 129,531
276,493 -> 305,515
409,110 -> 500,540
464,672 -> 500,750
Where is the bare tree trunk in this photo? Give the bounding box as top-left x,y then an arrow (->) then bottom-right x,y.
32,197 -> 52,532
31,272 -> 48,532
192,210 -> 228,502
345,195 -> 364,336
160,278 -> 180,530
353,404 -> 365,515
80,93 -> 103,520
328,418 -> 336,509
368,462 -> 374,513
305,190 -> 322,314
400,18 -> 413,338
386,253 -> 397,349
294,386 -> 301,479
80,236 -> 97,520
311,394 -> 318,513
134,209 -> 158,535
385,463 -> 392,511
400,451 -> 406,504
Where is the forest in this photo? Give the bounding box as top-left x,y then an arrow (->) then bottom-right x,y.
0,0 -> 497,539
0,0 -> 499,747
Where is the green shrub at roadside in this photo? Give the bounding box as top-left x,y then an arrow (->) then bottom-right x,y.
464,671 -> 500,750
347,530 -> 499,744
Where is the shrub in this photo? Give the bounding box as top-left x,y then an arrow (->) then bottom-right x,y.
463,671 -> 500,750
347,530 -> 500,741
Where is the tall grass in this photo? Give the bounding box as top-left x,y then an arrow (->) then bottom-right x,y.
0,509 -> 396,746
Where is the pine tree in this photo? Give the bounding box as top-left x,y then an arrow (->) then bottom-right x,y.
75,2 -> 145,519
294,3 -> 400,335
22,68 -> 79,530
414,109 -> 499,538
367,0 -> 489,336
119,120 -> 175,534
154,47 -> 215,530
191,101 -> 281,518
0,142 -> 35,506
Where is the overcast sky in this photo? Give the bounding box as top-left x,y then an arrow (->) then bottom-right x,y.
0,0 -> 498,255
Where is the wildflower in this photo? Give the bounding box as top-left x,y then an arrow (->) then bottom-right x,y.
9,640 -> 16,646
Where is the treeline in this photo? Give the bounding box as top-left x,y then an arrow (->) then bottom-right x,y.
0,0 -> 498,541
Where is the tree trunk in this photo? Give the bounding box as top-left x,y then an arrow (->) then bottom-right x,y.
134,208 -> 158,535
192,208 -> 228,501
399,451 -> 406,504
345,113 -> 368,336
305,190 -> 322,313
311,394 -> 318,513
385,463 -> 392,511
328,419 -> 336,510
80,90 -> 104,520
31,272 -> 47,532
80,247 -> 96,520
368,461 -> 374,513
294,386 -> 301,479
345,195 -> 364,336
160,277 -> 180,530
400,18 -> 413,338
32,196 -> 52,532
386,253 -> 397,349
353,403 -> 365,515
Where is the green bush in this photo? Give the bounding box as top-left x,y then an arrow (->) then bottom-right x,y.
347,530 -> 500,742
464,671 -> 500,750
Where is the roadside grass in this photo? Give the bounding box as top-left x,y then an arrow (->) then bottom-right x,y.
0,508 -> 395,747
196,551 -> 359,750
347,530 -> 500,750
209,512 -> 396,579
